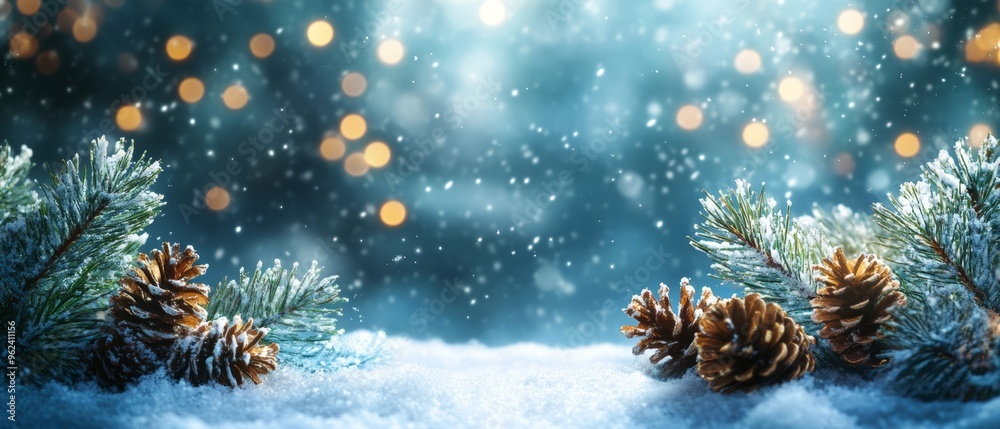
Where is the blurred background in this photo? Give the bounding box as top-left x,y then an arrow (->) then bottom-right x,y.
1,0 -> 998,346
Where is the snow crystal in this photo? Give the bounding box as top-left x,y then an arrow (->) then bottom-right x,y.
19,332 -> 1000,428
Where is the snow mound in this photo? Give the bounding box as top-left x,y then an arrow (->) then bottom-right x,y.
20,331 -> 1000,428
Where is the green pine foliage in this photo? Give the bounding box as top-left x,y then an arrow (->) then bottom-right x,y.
0,143 -> 38,224
0,137 -> 162,382
873,134 -> 1000,400
690,180 -> 833,332
206,260 -> 346,363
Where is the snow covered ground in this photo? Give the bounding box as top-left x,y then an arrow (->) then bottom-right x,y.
20,331 -> 1000,428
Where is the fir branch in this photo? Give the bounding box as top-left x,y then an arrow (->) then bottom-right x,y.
0,142 -> 37,224
798,204 -> 885,259
0,137 -> 162,383
206,260 -> 346,359
690,180 -> 832,330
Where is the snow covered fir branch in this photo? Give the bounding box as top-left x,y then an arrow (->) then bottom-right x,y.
623,133 -> 1000,400
0,137 -> 346,389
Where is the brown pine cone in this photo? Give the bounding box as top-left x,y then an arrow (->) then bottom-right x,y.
621,278 -> 717,377
811,248 -> 906,367
109,242 -> 210,344
87,327 -> 160,390
696,293 -> 815,393
169,315 -> 279,387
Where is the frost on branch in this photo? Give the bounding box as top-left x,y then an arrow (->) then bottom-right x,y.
206,260 -> 345,365
690,180 -> 833,332
0,137 -> 162,383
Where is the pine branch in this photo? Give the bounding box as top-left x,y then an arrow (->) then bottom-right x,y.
874,133 -> 1000,399
798,204 -> 887,259
0,137 -> 162,382
206,260 -> 346,360
0,142 -> 37,224
690,180 -> 832,331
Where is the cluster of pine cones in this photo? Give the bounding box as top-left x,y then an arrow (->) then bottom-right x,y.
622,247 -> 906,393
87,243 -> 278,390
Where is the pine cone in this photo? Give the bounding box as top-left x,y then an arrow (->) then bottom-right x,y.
87,327 -> 160,390
169,316 -> 279,387
109,242 -> 210,344
811,248 -> 906,367
621,278 -> 717,377
696,293 -> 815,393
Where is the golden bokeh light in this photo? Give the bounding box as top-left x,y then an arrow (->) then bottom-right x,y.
306,20 -> 334,47
340,114 -> 367,140
116,105 -> 142,131
894,132 -> 920,157
969,124 -> 993,148
343,152 -> 370,176
73,16 -> 98,43
734,49 -> 762,74
178,77 -> 205,103
342,72 -> 367,97
249,33 -> 276,58
379,200 -> 407,227
205,186 -> 231,211
479,0 -> 507,27
837,9 -> 865,35
377,39 -> 405,65
676,105 -> 703,131
9,32 -> 38,59
17,0 -> 42,16
36,50 -> 59,75
893,35 -> 921,60
17,0 -> 40,15
222,84 -> 249,109
364,141 -> 391,168
319,137 -> 347,161
974,23 -> 1000,52
742,122 -> 770,148
166,35 -> 193,61
778,77 -> 805,102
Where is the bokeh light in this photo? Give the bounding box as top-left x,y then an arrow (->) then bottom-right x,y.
319,137 -> 347,161
73,16 -> 98,43
778,77 -> 805,102
222,84 -> 249,109
116,105 -> 142,131
379,200 -> 407,227
36,51 -> 59,75
343,152 -> 370,176
166,35 -> 193,61
479,0 -> 507,27
342,72 -> 367,97
307,20 -> 334,47
364,141 -> 391,168
742,122 -> 769,148
894,132 -> 920,157
378,39 -> 405,65
969,124 -> 993,148
249,33 -> 276,58
837,9 -> 865,35
178,77 -> 205,103
205,187 -> 231,211
676,105 -> 703,131
9,33 -> 38,59
17,0 -> 40,15
893,35 -> 921,60
734,49 -> 762,74
340,114 -> 367,140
